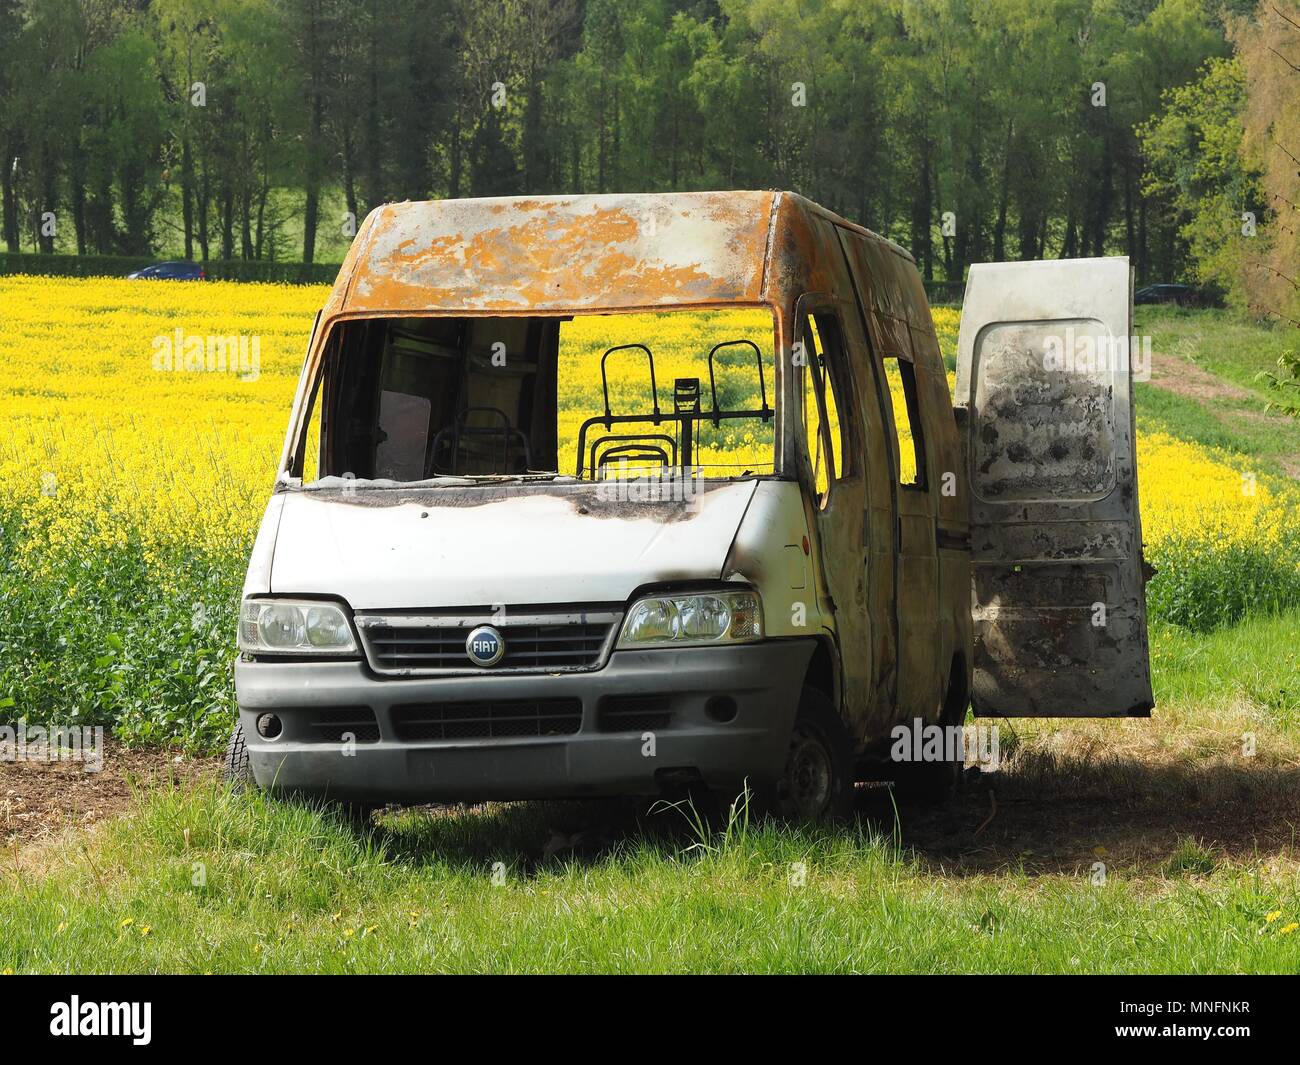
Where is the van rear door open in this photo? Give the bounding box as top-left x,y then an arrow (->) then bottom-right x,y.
954,257 -> 1154,717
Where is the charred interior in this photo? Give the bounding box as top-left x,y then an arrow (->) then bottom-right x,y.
295,311 -> 777,483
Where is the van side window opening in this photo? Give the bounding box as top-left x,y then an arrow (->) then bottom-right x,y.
798,310 -> 852,505
296,309 -> 776,484
881,356 -> 926,489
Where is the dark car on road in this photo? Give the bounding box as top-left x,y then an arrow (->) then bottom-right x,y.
1134,282 -> 1198,306
126,260 -> 205,281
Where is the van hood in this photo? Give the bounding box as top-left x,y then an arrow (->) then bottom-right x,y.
267,480 -> 759,609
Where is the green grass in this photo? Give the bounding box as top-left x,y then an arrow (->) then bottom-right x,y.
3,781 -> 1299,974
1150,613 -> 1300,732
1135,306 -> 1297,398
1134,306 -> 1300,477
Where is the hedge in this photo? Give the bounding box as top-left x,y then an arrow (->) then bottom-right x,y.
1,250 -> 967,303
0,251 -> 342,285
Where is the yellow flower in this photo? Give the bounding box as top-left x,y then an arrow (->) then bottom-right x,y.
1280,923 -> 1299,935
1266,910 -> 1283,923
119,917 -> 134,929
4,276 -> 1297,598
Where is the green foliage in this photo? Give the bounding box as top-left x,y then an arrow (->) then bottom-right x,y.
0,508 -> 242,751
1258,349 -> 1300,417
1137,56 -> 1262,304
0,0 -> 1235,282
1145,534 -> 1300,633
0,251 -> 341,283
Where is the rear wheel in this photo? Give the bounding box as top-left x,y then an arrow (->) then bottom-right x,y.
766,687 -> 854,822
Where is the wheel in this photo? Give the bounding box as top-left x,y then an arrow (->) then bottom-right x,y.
222,721 -> 255,788
766,687 -> 854,822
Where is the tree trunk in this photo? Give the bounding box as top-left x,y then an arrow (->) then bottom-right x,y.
182,137 -> 194,260
302,91 -> 323,264
1,150 -> 18,253
220,184 -> 234,260
197,164 -> 210,262
449,107 -> 462,200
241,184 -> 253,259
993,120 -> 1012,262
1123,152 -> 1136,261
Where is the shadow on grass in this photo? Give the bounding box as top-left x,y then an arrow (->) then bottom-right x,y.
886,744 -> 1300,877
287,739 -> 1300,881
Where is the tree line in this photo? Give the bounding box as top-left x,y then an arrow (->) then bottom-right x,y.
0,0 -> 1286,291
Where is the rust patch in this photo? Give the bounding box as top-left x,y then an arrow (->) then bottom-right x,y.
341,192 -> 775,314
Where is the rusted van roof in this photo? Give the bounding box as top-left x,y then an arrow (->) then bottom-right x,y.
322,191 -> 912,318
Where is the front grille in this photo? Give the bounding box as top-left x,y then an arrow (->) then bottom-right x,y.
598,694 -> 673,732
355,608 -> 621,675
391,699 -> 583,741
305,707 -> 380,744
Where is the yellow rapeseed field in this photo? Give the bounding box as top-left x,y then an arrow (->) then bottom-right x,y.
0,275 -> 1295,587
0,274 -> 317,566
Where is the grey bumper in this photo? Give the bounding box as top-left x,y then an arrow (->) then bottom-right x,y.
234,639 -> 815,802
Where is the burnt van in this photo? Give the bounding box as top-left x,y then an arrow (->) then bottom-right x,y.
226,191 -> 1153,820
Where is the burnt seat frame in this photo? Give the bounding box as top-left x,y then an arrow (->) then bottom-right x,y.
575,339 -> 774,479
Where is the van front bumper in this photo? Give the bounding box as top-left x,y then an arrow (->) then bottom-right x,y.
233,639 -> 815,803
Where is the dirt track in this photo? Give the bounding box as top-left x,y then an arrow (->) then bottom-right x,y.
1,742 -> 213,850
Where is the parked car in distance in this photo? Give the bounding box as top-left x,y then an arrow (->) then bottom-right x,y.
1134,282 -> 1198,306
126,260 -> 205,281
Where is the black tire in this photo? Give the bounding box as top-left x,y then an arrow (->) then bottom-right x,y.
765,686 -> 855,822
222,721 -> 255,789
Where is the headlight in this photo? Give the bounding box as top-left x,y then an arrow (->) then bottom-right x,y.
618,590 -> 762,648
239,599 -> 358,655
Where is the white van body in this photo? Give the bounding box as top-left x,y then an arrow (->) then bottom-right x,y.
228,192 -> 1152,818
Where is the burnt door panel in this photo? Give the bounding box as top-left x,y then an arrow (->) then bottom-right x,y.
954,257 -> 1153,717
838,234 -> 942,727
793,296 -> 876,742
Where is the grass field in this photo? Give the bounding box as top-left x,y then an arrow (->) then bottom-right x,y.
1,771 -> 1298,975
2,277 -> 1299,973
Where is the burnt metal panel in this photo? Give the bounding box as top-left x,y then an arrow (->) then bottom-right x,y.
955,258 -> 1153,718
338,192 -> 775,314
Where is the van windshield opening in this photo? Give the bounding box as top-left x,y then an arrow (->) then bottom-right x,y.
296,308 -> 777,485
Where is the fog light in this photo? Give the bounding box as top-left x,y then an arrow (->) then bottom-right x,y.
255,713 -> 282,739
705,696 -> 738,723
